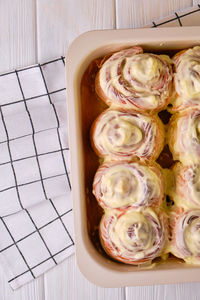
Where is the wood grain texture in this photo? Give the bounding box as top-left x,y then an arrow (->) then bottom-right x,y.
0,265 -> 44,300
116,0 -> 193,28
44,255 -> 125,300
0,0 -> 37,73
36,0 -> 116,61
126,283 -> 200,300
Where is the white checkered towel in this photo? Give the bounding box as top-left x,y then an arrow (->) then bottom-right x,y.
0,58 -> 74,290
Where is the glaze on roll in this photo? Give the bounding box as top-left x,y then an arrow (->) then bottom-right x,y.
171,46 -> 200,112
93,161 -> 164,210
88,46 -> 200,267
91,109 -> 165,161
95,46 -> 173,112
100,208 -> 168,265
171,163 -> 200,209
171,209 -> 200,264
168,109 -> 200,165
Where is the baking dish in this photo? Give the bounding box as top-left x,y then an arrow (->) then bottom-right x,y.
66,27 -> 200,287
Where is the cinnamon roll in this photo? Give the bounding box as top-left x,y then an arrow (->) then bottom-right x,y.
171,46 -> 200,112
93,161 -> 164,210
172,163 -> 200,209
100,208 -> 168,265
168,109 -> 200,165
95,46 -> 172,112
91,109 -> 165,161
171,209 -> 200,264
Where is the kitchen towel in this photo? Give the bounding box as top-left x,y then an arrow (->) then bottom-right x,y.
0,58 -> 74,290
0,3 -> 200,290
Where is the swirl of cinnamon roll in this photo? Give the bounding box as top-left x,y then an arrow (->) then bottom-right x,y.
91,109 -> 165,161
172,163 -> 200,209
171,209 -> 200,264
171,46 -> 200,112
93,161 -> 164,210
168,109 -> 200,165
95,46 -> 172,112
100,208 -> 167,265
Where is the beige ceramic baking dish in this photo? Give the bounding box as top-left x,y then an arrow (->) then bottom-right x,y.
66,27 -> 200,287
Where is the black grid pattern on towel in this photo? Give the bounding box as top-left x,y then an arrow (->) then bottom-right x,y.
4,207 -> 74,283
0,57 -> 74,286
150,4 -> 200,27
0,57 -> 71,210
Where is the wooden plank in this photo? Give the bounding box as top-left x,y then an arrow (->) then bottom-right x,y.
13,278 -> 45,300
116,0 -> 193,28
44,255 -> 125,300
0,1 -> 45,300
0,265 -> 45,300
36,0 -> 116,62
126,283 -> 200,300
37,1 -> 124,299
0,0 -> 37,73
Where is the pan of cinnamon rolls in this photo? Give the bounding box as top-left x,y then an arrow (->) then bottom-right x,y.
89,45 -> 200,266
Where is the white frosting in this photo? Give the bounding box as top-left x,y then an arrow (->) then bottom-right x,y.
101,209 -> 164,263
128,56 -> 159,83
110,211 -> 153,255
98,48 -> 172,110
175,47 -> 200,98
173,210 -> 200,263
185,217 -> 200,256
173,163 -> 200,209
103,120 -> 143,148
93,109 -> 160,160
173,46 -> 200,110
169,110 -> 200,165
96,163 -> 162,209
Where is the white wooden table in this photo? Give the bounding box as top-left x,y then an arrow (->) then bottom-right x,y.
1,0 -> 200,299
